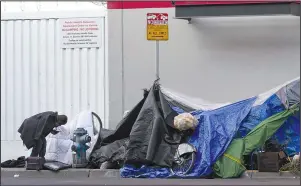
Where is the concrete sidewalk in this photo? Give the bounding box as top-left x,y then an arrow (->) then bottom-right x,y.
1,168 -> 300,179
1,168 -> 120,179
241,170 -> 300,179
2,177 -> 301,186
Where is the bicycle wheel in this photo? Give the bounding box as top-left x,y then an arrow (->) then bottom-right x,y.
170,143 -> 196,175
92,112 -> 103,135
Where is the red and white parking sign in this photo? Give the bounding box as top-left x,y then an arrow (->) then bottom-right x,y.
147,13 -> 169,41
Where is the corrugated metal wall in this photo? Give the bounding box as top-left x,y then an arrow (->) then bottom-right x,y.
1,13 -> 106,160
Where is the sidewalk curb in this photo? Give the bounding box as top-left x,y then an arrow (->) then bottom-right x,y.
89,169 -> 121,178
1,168 -> 299,179
241,171 -> 300,179
1,168 -> 121,179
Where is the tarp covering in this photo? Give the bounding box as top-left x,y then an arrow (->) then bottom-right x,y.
276,78 -> 300,108
89,138 -> 129,168
121,97 -> 256,178
88,91 -> 148,168
124,84 -> 179,167
88,78 -> 300,179
236,94 -> 285,138
184,97 -> 256,177
213,105 -> 299,178
121,165 -> 171,178
273,111 -> 300,156
270,78 -> 300,156
161,87 -> 230,111
120,78 -> 300,178
89,83 -> 183,168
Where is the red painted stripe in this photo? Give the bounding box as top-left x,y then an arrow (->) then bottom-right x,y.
107,1 -> 298,9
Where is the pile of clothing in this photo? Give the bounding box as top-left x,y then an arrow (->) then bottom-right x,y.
1,156 -> 26,168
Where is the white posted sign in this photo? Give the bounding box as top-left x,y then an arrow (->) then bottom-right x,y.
59,18 -> 102,49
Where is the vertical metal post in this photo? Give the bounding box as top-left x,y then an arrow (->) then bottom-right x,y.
121,1 -> 125,115
156,40 -> 159,79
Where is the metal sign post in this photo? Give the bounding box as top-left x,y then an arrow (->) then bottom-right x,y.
146,13 -> 169,80
156,41 -> 160,79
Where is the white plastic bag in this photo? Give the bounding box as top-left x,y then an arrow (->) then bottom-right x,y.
292,153 -> 300,165
174,113 -> 198,131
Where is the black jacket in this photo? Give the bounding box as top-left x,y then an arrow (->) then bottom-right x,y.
18,111 -> 58,149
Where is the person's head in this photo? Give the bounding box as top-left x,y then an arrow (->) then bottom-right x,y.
56,115 -> 68,126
